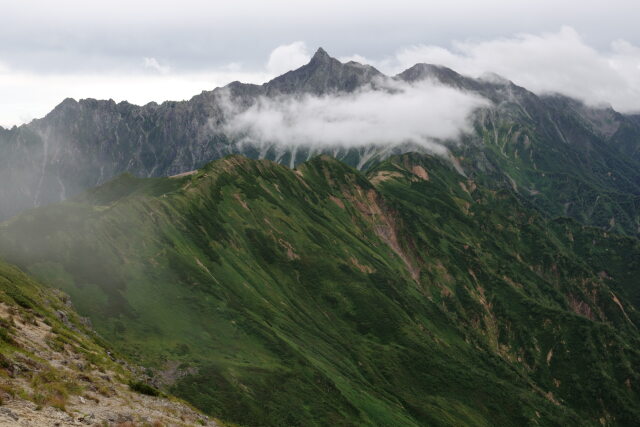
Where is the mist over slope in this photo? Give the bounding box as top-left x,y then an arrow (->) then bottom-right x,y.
1,48 -> 639,236
0,259 -> 218,426
1,153 -> 640,425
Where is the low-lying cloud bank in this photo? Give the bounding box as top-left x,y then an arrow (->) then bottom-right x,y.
224,79 -> 489,155
350,27 -> 640,113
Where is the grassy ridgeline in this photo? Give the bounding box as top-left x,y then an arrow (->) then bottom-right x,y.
0,154 -> 639,426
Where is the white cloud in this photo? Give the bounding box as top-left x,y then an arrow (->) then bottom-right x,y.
364,27 -> 640,112
143,57 -> 171,74
338,54 -> 371,65
266,41 -> 311,76
224,79 -> 489,154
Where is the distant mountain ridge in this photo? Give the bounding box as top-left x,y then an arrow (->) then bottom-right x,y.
1,48 -> 639,235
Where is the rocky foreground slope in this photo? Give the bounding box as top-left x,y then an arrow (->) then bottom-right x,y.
0,260 -> 219,426
1,153 -> 639,425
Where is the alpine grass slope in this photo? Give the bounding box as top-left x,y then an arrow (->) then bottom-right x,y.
1,153 -> 639,425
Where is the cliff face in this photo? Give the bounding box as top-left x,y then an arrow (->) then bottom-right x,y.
1,48 -> 639,235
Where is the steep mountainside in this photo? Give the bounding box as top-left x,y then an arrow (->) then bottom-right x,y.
0,260 -> 218,426
1,49 -> 639,236
398,64 -> 640,234
1,154 -> 639,426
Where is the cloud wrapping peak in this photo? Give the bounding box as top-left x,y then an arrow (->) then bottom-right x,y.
224,79 -> 490,154
371,27 -> 640,112
266,42 -> 312,76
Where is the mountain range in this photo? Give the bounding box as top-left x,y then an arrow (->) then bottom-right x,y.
1,49 -> 640,426
1,48 -> 640,234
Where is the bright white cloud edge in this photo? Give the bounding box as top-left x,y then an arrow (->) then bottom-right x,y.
223,79 -> 489,155
350,27 -> 640,113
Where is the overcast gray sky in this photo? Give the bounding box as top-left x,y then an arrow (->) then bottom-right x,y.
2,0 -> 640,127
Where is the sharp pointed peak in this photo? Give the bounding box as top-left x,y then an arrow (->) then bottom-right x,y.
309,47 -> 336,65
312,47 -> 330,58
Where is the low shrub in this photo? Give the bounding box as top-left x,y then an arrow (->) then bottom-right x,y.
129,380 -> 160,397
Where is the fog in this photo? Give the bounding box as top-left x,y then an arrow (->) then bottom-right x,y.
224,78 -> 490,156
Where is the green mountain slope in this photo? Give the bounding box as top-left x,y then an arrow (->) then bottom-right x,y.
455,101 -> 640,235
400,64 -> 640,236
1,154 -> 639,425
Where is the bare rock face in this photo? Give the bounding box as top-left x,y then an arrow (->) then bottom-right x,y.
264,47 -> 383,95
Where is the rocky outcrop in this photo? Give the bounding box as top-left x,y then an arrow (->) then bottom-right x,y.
0,265 -> 219,427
